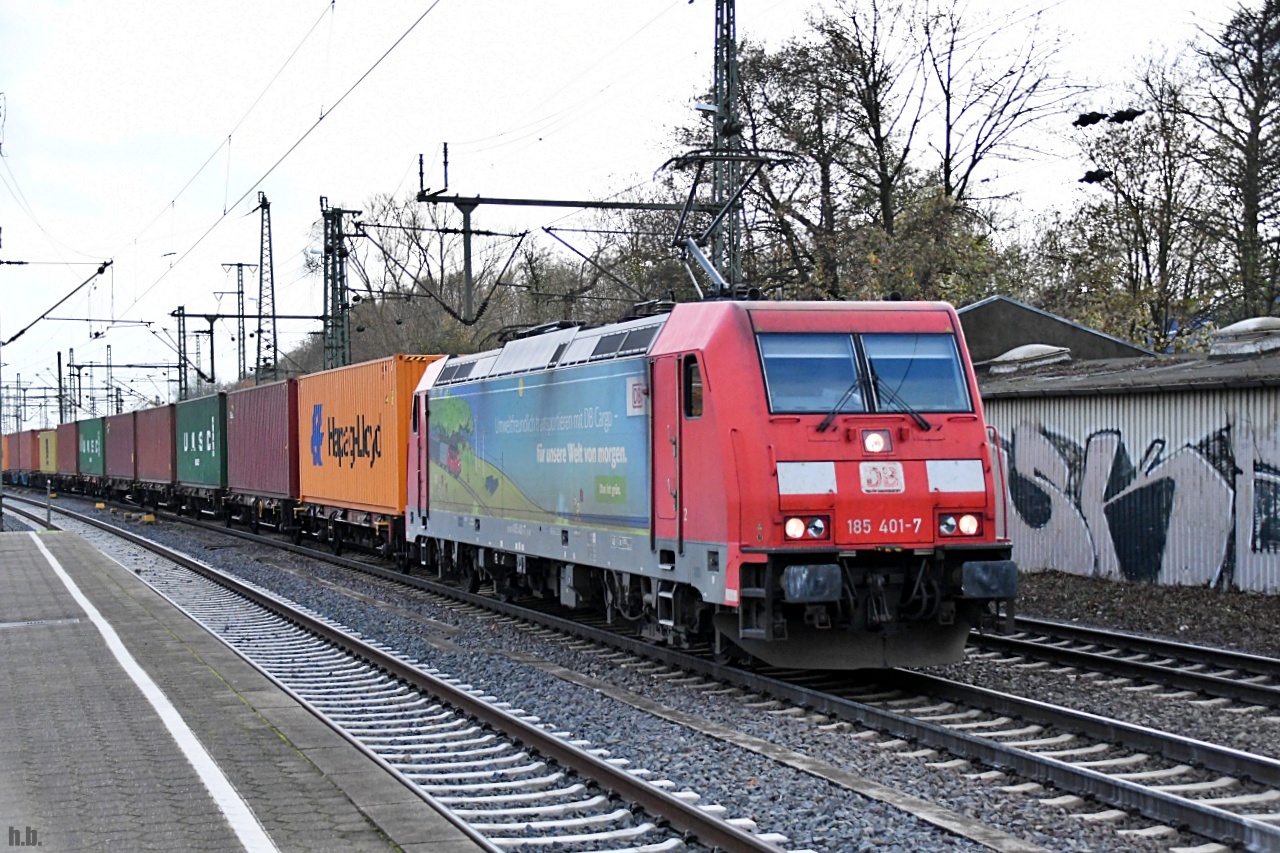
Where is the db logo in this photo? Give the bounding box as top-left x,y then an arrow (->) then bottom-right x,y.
627,378 -> 649,416
860,461 -> 904,494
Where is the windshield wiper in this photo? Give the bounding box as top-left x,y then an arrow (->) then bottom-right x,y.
816,377 -> 862,432
871,371 -> 932,432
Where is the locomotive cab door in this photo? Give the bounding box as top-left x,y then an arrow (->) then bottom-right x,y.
413,392 -> 429,519
651,356 -> 680,549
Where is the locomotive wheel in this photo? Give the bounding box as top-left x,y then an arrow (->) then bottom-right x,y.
492,569 -> 516,603
457,551 -> 481,594
712,631 -> 746,667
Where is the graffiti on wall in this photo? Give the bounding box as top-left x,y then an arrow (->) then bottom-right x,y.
999,418 -> 1280,591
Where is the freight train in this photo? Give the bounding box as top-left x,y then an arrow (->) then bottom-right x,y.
2,300 -> 1016,669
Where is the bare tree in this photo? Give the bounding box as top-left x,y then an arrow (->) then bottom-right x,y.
1189,0 -> 1280,318
737,37 -> 866,296
819,0 -> 927,235
920,0 -> 1075,203
1077,57 -> 1223,348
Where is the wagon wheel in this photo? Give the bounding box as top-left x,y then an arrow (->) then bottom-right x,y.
250,501 -> 261,535
712,630 -> 745,667
457,549 -> 481,594
329,512 -> 344,557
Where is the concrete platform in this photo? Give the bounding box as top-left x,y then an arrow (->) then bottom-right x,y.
0,530 -> 494,853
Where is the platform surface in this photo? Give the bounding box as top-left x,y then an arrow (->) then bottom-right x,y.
0,529 -> 489,852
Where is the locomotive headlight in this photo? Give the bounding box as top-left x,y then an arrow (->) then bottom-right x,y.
785,517 -> 807,539
939,514 -> 981,536
862,429 -> 892,453
806,517 -> 826,538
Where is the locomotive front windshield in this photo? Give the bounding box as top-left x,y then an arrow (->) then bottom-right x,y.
758,332 -> 972,414
757,334 -> 866,414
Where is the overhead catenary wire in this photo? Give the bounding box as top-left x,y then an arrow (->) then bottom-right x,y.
122,0 -> 448,320
0,151 -> 99,261
454,0 -> 686,149
130,0 -> 336,246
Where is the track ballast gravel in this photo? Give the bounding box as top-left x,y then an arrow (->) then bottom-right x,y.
66,510 -> 1215,853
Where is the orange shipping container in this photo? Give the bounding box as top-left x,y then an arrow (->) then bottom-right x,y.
1,434 -> 9,472
296,354 -> 439,516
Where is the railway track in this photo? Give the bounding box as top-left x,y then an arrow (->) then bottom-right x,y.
16,492 -> 1280,851
969,616 -> 1280,710
5,498 -> 792,853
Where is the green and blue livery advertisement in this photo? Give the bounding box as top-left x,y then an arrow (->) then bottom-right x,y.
428,359 -> 650,532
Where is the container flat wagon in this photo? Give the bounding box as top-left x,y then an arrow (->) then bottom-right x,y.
54,422 -> 79,492
134,404 -> 177,507
226,379 -> 299,533
104,412 -> 138,500
295,354 -> 439,555
78,418 -> 105,487
175,394 -> 227,517
38,430 -> 57,480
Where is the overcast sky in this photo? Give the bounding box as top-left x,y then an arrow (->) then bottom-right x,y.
0,0 -> 1230,427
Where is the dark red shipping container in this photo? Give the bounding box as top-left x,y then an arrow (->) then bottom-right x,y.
104,412 -> 137,481
135,405 -> 176,485
227,379 -> 299,499
56,422 -> 79,475
16,429 -> 39,472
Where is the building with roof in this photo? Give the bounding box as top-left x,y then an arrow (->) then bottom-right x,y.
958,295 -> 1155,364
976,318 -> 1280,595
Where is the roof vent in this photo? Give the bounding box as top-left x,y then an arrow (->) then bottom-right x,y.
984,343 -> 1071,374
1209,317 -> 1280,357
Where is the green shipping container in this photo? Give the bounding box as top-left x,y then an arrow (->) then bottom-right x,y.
176,393 -> 227,488
78,417 -> 105,476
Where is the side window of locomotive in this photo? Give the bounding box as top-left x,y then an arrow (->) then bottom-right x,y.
757,333 -> 864,414
861,333 -> 971,413
683,356 -> 703,418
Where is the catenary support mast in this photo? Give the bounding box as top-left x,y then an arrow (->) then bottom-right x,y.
256,192 -> 278,382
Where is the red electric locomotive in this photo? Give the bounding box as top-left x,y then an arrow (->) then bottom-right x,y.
407,300 -> 1015,669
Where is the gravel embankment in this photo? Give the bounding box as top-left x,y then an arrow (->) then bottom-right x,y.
75,512 -> 1192,853
1016,569 -> 1280,659
1,510 -> 36,532
929,568 -> 1280,763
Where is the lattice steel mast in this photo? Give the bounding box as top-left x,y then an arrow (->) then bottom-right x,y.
711,0 -> 742,290
321,196 -> 360,369
256,192 -> 278,382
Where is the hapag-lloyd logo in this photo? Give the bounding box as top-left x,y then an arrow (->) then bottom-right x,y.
309,404 -> 383,468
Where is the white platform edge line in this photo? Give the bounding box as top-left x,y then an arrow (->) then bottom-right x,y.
28,532 -> 280,853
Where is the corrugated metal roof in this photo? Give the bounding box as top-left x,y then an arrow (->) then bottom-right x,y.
961,295 -> 1159,353
979,350 -> 1280,398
